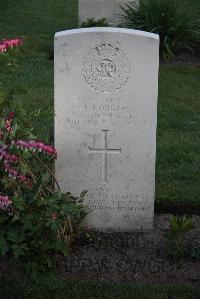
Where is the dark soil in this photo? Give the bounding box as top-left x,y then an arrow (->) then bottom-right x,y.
58,214 -> 200,286
0,214 -> 200,287
161,47 -> 200,67
155,203 -> 200,216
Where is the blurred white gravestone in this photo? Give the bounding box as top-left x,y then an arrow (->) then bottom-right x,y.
79,0 -> 139,26
54,28 -> 159,232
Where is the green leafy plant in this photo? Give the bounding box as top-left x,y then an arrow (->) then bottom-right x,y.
0,110 -> 87,273
119,0 -> 200,60
0,38 -> 24,116
0,37 -> 87,272
1,38 -> 54,144
165,215 -> 193,260
81,17 -> 108,28
0,38 -> 24,69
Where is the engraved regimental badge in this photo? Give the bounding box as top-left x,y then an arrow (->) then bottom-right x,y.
83,41 -> 131,93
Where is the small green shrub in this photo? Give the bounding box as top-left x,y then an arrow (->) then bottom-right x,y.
165,215 -> 193,260
0,38 -> 24,68
120,0 -> 200,60
81,17 -> 108,28
0,38 -> 88,274
0,111 -> 87,273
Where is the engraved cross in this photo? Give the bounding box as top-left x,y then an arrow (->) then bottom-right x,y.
88,130 -> 121,183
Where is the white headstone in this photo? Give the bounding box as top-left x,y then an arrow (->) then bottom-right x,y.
54,28 -> 159,232
79,0 -> 139,26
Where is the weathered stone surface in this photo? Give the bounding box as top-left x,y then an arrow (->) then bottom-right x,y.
79,0 -> 139,26
54,28 -> 159,231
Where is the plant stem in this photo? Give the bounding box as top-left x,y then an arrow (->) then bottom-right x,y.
32,152 -> 61,191
19,154 -> 37,183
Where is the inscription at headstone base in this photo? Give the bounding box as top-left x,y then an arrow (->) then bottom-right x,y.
54,28 -> 159,231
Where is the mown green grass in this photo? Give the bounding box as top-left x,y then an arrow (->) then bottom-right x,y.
0,275 -> 200,299
0,0 -> 78,36
157,65 -> 200,204
0,0 -> 200,204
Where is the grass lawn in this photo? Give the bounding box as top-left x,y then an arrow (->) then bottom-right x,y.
0,0 -> 200,206
0,275 -> 200,299
157,66 -> 200,204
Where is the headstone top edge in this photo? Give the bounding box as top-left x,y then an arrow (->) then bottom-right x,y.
54,27 -> 159,41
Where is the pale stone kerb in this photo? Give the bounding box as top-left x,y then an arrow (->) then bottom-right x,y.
54,28 -> 159,42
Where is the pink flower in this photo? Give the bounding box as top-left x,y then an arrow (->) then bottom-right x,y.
5,119 -> 13,133
11,140 -> 57,158
4,163 -> 18,178
0,150 -> 19,163
0,195 -> 12,211
0,44 -> 7,53
17,174 -> 27,182
0,145 -> 8,151
8,112 -> 15,120
3,162 -> 33,187
4,112 -> 15,132
0,38 -> 24,53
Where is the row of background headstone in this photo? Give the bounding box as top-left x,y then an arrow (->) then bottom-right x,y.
79,0 -> 139,26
